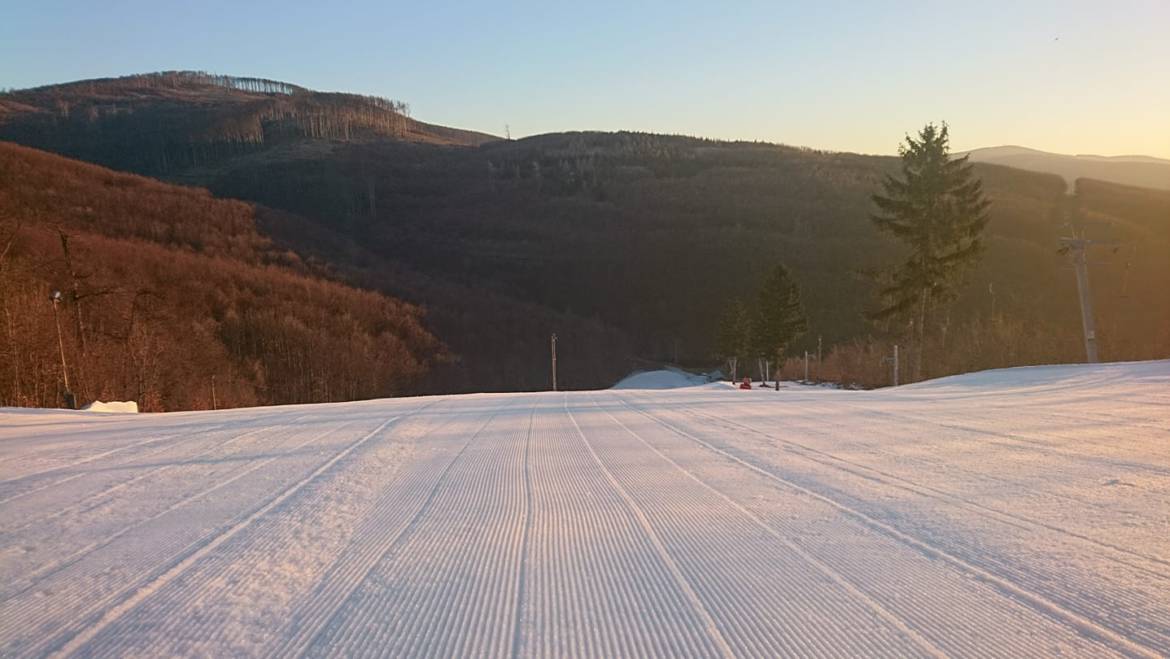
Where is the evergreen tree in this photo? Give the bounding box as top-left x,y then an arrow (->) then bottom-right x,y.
716,298 -> 753,378
871,123 -> 990,380
751,264 -> 807,362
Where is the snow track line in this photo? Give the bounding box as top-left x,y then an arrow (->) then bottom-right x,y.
47,413 -> 404,658
616,394 -> 1164,659
280,399 -> 508,657
690,402 -> 1170,577
3,416 -> 345,602
563,395 -> 736,659
1,414 -> 315,538
729,400 -> 1170,521
2,420 -> 363,653
591,396 -> 948,659
0,420 -> 239,506
510,406 -> 536,659
833,400 -> 1170,478
674,402 -> 1170,579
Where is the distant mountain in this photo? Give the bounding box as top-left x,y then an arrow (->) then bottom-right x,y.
963,145 -> 1170,191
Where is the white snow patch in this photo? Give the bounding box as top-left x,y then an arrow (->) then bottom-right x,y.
611,368 -> 709,389
80,400 -> 139,413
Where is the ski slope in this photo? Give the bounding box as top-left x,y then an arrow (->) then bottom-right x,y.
1,361 -> 1168,657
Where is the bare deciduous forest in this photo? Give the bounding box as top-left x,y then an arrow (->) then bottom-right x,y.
0,143 -> 441,410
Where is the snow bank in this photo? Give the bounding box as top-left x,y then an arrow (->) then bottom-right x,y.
611,368 -> 709,390
80,400 -> 139,413
899,359 -> 1170,394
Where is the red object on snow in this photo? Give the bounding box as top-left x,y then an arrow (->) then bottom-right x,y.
739,377 -> 752,389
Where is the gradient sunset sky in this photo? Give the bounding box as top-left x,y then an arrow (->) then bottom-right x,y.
3,0 -> 1167,158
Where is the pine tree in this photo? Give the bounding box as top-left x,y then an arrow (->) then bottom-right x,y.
871,123 -> 990,380
716,298 -> 752,378
751,264 -> 807,363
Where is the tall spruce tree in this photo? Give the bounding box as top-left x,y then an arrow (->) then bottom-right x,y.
751,264 -> 807,364
871,123 -> 990,381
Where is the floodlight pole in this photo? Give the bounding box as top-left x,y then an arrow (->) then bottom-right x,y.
550,333 -> 558,391
51,291 -> 74,408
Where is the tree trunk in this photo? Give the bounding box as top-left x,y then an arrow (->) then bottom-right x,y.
915,287 -> 930,381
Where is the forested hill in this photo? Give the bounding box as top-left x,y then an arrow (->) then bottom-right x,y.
2,74 -> 1168,396
0,71 -> 497,176
0,142 -> 443,411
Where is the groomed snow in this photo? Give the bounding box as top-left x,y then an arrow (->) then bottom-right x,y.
1,361 -> 1168,657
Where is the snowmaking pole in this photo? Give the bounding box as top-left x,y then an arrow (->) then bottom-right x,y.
550,333 -> 558,391
803,351 -> 809,383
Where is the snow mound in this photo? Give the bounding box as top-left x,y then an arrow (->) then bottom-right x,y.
898,359 -> 1170,394
611,368 -> 709,390
80,400 -> 139,413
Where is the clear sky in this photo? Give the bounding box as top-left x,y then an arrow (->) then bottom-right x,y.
2,0 -> 1167,158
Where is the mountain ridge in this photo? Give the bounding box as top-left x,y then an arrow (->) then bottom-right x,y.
962,145 -> 1170,191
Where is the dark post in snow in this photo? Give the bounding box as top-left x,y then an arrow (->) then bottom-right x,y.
550,333 -> 558,392
50,291 -> 75,409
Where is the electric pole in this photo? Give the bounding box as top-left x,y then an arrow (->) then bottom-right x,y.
550,333 -> 558,391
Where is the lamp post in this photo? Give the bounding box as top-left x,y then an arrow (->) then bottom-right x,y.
550,333 -> 558,392
50,291 -> 75,409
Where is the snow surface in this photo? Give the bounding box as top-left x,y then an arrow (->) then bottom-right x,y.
1,360 -> 1168,657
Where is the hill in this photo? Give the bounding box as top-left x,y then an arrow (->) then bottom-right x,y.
0,71 -> 496,176
964,145 -> 1170,191
212,132 -> 1170,385
3,74 -> 1169,393
0,142 -> 443,411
